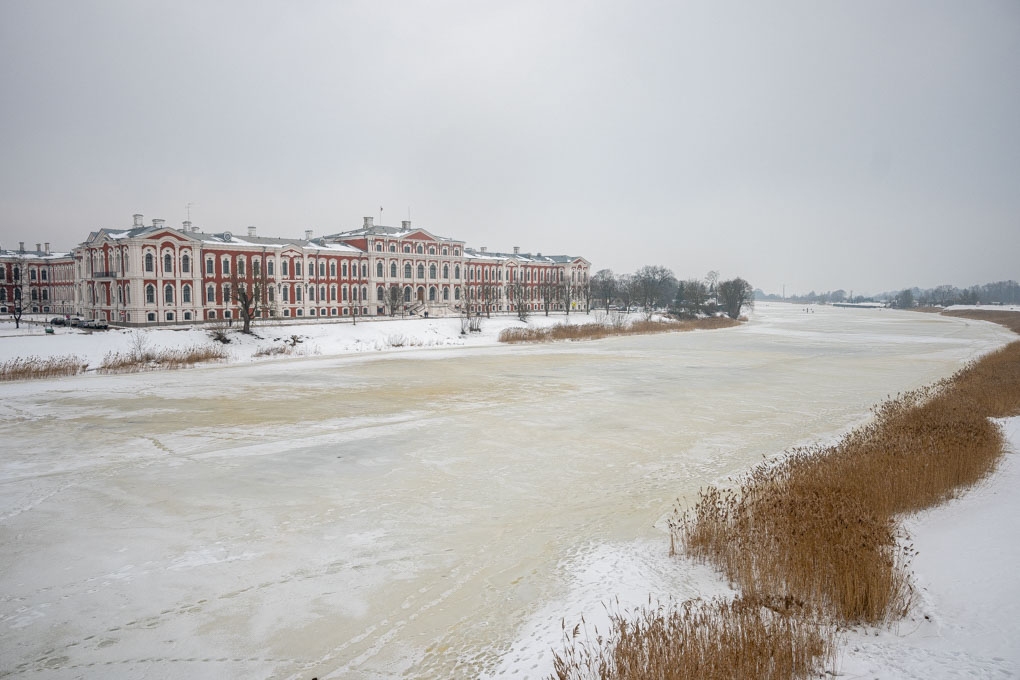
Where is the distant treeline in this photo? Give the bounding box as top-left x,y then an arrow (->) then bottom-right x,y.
755,280 -> 1019,308
591,267 -> 753,319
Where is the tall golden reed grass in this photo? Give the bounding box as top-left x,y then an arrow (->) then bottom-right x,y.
552,310 -> 1020,679
0,355 -> 88,381
500,317 -> 738,344
98,345 -> 228,374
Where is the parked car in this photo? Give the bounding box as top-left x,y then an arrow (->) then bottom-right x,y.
68,317 -> 84,327
92,319 -> 109,330
50,317 -> 66,326
80,319 -> 95,328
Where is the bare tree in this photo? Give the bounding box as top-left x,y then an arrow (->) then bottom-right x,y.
633,265 -> 677,318
674,278 -> 708,318
717,277 -> 754,319
386,284 -> 403,316
9,256 -> 26,329
539,279 -> 559,316
562,277 -> 574,316
616,273 -> 634,313
591,269 -> 616,313
230,258 -> 270,334
509,280 -> 529,321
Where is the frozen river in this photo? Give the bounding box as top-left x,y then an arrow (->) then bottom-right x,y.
0,304 -> 1014,679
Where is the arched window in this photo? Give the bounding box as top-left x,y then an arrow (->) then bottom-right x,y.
295,286 -> 302,301
377,286 -> 384,301
206,258 -> 214,275
342,286 -> 348,301
320,286 -> 326,301
390,244 -> 396,252
429,246 -> 436,255
352,286 -> 359,301
164,253 -> 172,273
237,257 -> 245,276
330,285 -> 336,301
403,244 -> 411,253
442,247 -> 448,255
362,286 -> 367,301
222,258 -> 230,275
207,285 -> 215,303
443,264 -> 449,278
454,288 -> 461,301
146,284 -> 155,304
455,265 -> 461,279
182,284 -> 191,303
361,263 -> 367,277
283,286 -> 289,302
403,286 -> 411,302
417,264 -> 425,278
429,264 -> 437,279
429,286 -> 436,301
267,259 -> 275,275
443,287 -> 449,301
181,254 -> 190,273
145,253 -> 154,272
376,243 -> 383,252
268,287 -> 275,302
390,262 -> 397,277
404,263 -> 412,278
377,261 -> 383,277
416,244 -> 423,254
295,261 -> 302,276
282,260 -> 289,276
342,262 -> 348,277
320,262 -> 327,277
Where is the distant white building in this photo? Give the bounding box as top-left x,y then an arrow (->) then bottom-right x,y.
0,241 -> 75,316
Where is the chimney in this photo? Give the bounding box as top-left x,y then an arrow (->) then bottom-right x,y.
133,214 -> 143,227
513,246 -> 520,255
45,243 -> 50,254
401,220 -> 411,230
480,246 -> 487,253
36,243 -> 41,253
247,225 -> 257,237
304,229 -> 313,240
363,216 -> 373,229
19,241 -> 25,253
536,252 -> 542,258
153,219 -> 165,228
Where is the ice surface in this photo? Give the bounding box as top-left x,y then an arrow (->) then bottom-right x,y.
0,304 -> 1015,678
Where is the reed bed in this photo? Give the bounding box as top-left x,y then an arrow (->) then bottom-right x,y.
0,355 -> 88,381
673,340 -> 1020,626
551,596 -> 834,680
500,317 -> 738,344
942,308 -> 1020,334
98,345 -> 228,374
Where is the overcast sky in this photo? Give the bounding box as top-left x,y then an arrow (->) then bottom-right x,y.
1,1 -> 1017,295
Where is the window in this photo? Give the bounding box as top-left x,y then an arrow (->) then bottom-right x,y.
342,262 -> 348,277
208,310 -> 217,319
442,247 -> 448,256
237,258 -> 245,276
404,286 -> 411,302
166,312 -> 174,322
207,285 -> 215,303
206,258 -> 214,275
455,288 -> 461,300
182,284 -> 191,303
145,253 -> 154,272
404,263 -> 412,278
417,264 -> 425,278
222,258 -> 230,275
147,312 -> 156,322
224,285 -> 231,302
377,286 -> 384,301
164,253 -> 172,273
296,286 -> 302,301
329,261 -> 336,276
253,260 -> 261,276
282,260 -> 289,276
330,285 -> 336,301
320,286 -> 326,301
182,254 -> 190,273
295,261 -> 302,276
455,265 -> 461,279
429,286 -> 436,301
390,262 -> 397,277
376,243 -> 383,252
429,246 -> 436,255
443,288 -> 449,301
416,244 -> 423,254
389,243 -> 396,252
268,287 -> 275,302
403,244 -> 411,253
267,259 -> 274,275
443,264 -> 449,278
184,312 -> 192,320
146,284 -> 155,303
342,286 -> 348,301
362,286 -> 367,301
352,286 -> 359,301
283,286 -> 289,302
41,270 -> 48,281
377,261 -> 383,277
361,263 -> 367,277
319,262 -> 325,277
430,264 -> 437,279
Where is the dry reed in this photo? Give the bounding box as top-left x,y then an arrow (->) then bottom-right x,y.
550,596 -> 834,680
673,340 -> 1020,625
0,355 -> 88,381
98,345 -> 228,374
500,317 -> 738,344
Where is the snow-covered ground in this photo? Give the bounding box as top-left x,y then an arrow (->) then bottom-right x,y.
0,311 -> 617,369
1,303 -> 1018,679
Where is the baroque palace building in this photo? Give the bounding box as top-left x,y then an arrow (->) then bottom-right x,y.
0,241 -> 76,316
2,213 -> 590,325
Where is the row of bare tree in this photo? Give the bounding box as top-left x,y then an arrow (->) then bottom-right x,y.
590,267 -> 754,320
